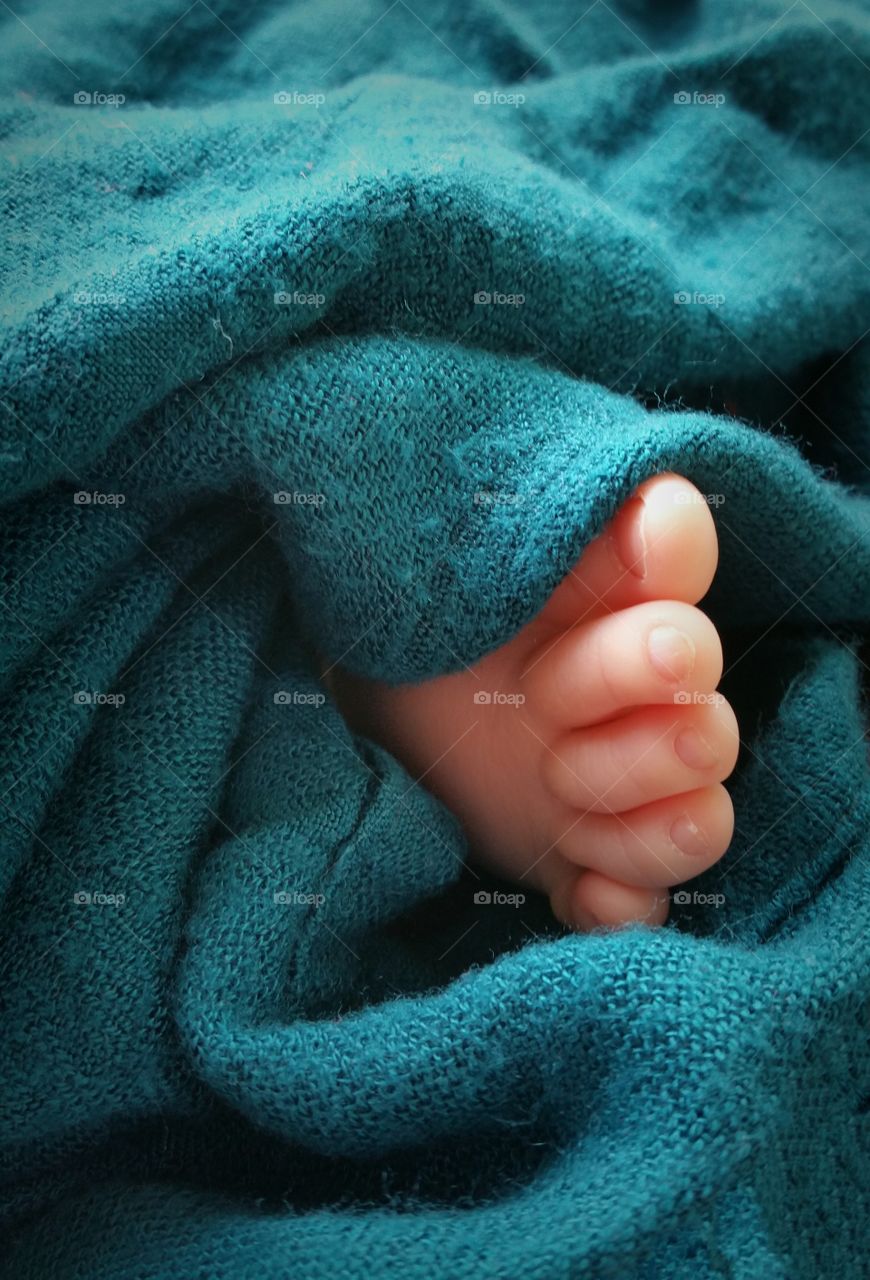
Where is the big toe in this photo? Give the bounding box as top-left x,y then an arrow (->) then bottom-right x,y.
538,472 -> 719,630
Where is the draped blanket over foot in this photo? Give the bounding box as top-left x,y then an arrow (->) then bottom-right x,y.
2,1 -> 869,1276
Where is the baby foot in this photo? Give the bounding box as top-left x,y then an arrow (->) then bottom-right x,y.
332,474 -> 737,931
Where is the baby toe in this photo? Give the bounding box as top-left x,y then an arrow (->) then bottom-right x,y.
550,865 -> 670,932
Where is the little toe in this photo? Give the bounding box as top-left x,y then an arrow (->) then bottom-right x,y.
536,472 -> 719,631
550,864 -> 670,932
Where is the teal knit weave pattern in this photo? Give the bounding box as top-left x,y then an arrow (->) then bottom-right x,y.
2,1 -> 870,1275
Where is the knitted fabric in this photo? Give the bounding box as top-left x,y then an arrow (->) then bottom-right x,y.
1,0 -> 870,1276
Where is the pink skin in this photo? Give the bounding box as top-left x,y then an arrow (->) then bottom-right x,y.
332,473 -> 737,931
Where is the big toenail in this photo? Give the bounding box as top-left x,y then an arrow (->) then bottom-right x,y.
648,626 -> 696,682
674,727 -> 719,770
670,813 -> 711,857
614,496 -> 647,579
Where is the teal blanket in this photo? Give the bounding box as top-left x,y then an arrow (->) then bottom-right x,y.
2,1 -> 870,1276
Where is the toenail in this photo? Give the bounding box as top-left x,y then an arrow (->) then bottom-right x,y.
613,496 -> 647,578
648,625 -> 696,682
674,726 -> 719,770
670,813 -> 711,857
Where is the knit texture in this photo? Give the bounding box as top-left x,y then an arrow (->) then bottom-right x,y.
2,1 -> 870,1276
